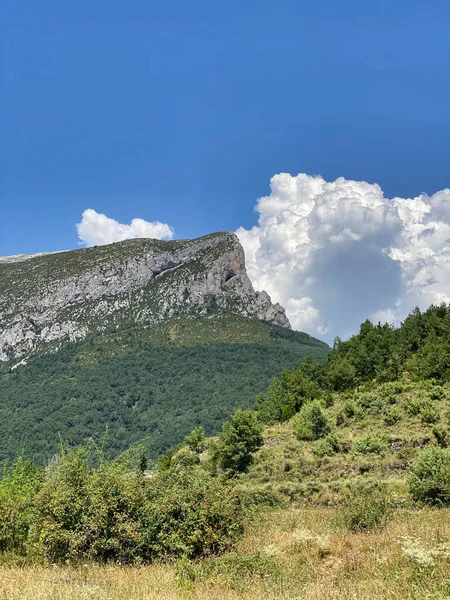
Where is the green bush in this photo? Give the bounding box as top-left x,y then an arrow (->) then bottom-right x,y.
355,392 -> 382,411
408,447 -> 450,504
420,405 -> 440,424
340,485 -> 391,531
293,401 -> 333,441
312,433 -> 340,457
378,381 -> 404,400
429,386 -> 446,401
184,426 -> 205,453
404,396 -> 434,417
29,445 -> 245,563
352,434 -> 388,455
0,458 -> 43,553
383,407 -> 402,426
215,410 -> 263,475
140,468 -> 245,559
328,359 -> 356,391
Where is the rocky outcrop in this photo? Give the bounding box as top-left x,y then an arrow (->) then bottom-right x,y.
0,232 -> 290,361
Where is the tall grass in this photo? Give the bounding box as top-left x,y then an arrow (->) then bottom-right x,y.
2,507 -> 450,600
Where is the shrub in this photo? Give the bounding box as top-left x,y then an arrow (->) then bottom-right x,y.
328,359 -> 356,391
30,445 -> 245,562
293,401 -> 333,441
404,396 -> 434,417
140,468 -> 245,559
340,485 -> 391,531
433,426 -> 450,448
408,446 -> 450,504
420,405 -> 440,424
0,458 -> 43,553
184,426 -> 205,453
355,393 -> 382,411
312,433 -> 340,458
384,407 -> 402,426
353,434 -> 388,455
429,386 -> 446,401
215,410 -> 263,475
343,401 -> 356,418
378,381 -> 404,400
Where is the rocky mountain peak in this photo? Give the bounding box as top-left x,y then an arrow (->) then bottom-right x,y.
0,232 -> 290,361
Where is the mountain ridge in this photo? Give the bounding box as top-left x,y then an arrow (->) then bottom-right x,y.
0,232 -> 290,362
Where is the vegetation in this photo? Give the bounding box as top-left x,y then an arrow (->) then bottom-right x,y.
0,315 -> 328,464
3,303 -> 450,598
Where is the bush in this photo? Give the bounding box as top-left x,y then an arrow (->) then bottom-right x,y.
353,434 -> 388,455
408,446 -> 450,504
0,458 -> 43,553
404,396 -> 435,418
341,485 -> 391,531
378,381 -> 404,400
140,468 -> 245,559
328,359 -> 356,391
420,405 -> 440,424
429,386 -> 446,401
184,426 -> 205,453
384,407 -> 402,426
293,401 -> 333,441
312,433 -> 340,458
215,410 -> 263,475
29,445 -> 245,562
355,393 -> 382,411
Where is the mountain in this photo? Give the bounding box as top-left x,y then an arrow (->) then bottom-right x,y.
0,233 -> 328,463
0,232 -> 289,362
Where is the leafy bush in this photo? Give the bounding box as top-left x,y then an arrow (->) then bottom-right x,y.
29,445 -> 245,562
184,426 -> 205,453
378,381 -> 404,400
293,401 -> 333,441
328,359 -> 356,391
420,405 -> 440,424
140,468 -> 245,559
341,485 -> 391,531
215,410 -> 263,475
255,369 -> 320,424
355,392 -> 382,411
408,447 -> 450,504
0,458 -> 43,553
312,433 -> 340,457
384,407 -> 402,426
352,434 -> 388,455
429,386 -> 446,401
404,396 -> 433,417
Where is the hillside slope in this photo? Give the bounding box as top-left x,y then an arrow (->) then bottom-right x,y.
0,315 -> 328,465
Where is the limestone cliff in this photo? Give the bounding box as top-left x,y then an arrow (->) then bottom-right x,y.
0,232 -> 290,361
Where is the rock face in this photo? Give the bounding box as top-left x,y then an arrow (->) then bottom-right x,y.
0,232 -> 290,361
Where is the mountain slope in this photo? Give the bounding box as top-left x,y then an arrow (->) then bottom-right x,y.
0,233 -> 328,464
0,232 -> 289,362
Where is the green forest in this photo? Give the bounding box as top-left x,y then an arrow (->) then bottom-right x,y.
0,315 -> 328,464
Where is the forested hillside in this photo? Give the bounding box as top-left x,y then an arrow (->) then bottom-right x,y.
2,305 -> 450,600
0,315 -> 328,464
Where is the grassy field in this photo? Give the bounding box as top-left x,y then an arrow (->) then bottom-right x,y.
2,507 -> 450,600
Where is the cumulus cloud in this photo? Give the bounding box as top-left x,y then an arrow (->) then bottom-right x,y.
236,173 -> 450,341
77,209 -> 174,246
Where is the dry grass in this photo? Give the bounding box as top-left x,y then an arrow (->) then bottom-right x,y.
2,507 -> 450,600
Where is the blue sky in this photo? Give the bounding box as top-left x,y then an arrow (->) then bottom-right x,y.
1,0 -> 450,338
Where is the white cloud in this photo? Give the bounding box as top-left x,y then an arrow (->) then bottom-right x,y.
236,173 -> 450,341
77,209 -> 174,246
